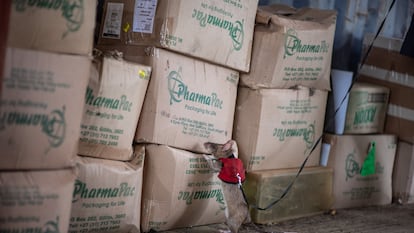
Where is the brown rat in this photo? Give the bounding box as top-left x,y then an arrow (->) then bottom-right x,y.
204,140 -> 251,233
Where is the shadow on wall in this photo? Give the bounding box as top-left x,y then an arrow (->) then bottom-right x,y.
259,0 -> 414,74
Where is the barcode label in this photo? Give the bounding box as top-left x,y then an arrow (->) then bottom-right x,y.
133,0 -> 158,33
367,93 -> 388,103
102,3 -> 124,39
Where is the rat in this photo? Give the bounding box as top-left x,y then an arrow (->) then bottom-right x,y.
204,140 -> 251,233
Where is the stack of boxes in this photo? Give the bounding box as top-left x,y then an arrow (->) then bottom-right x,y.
96,0 -> 258,232
321,33 -> 398,209
69,49 -> 150,231
3,1 -> 409,232
356,35 -> 414,204
234,5 -> 337,224
0,2 -> 96,232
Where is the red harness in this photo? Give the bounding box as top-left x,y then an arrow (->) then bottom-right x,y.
218,157 -> 246,184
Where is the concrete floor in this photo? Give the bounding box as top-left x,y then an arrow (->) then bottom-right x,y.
161,203 -> 414,233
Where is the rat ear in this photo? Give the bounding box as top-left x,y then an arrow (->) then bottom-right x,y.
222,140 -> 234,152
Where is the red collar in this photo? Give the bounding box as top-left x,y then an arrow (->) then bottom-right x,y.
218,157 -> 246,184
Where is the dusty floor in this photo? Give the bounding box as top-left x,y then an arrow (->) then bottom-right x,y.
161,203 -> 414,233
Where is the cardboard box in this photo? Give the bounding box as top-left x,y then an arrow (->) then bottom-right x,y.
240,5 -> 336,90
0,169 -> 76,233
244,167 -> 333,224
392,141 -> 414,204
344,82 -> 390,134
98,0 -> 258,72
78,52 -> 151,161
358,34 -> 414,143
323,134 -> 397,209
69,147 -> 145,233
135,47 -> 239,154
0,47 -> 90,170
7,0 -> 97,55
233,87 -> 328,171
141,144 -> 226,232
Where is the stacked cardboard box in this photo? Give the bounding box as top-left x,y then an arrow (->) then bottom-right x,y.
141,144 -> 227,232
70,51 -> 149,232
325,77 -> 390,135
356,34 -> 414,204
96,0 -> 258,232
322,134 -> 397,209
97,0 -> 258,73
393,141 -> 414,204
0,2 -> 96,232
69,148 -> 145,233
77,50 -> 151,161
321,34 -> 399,209
358,34 -> 414,143
236,4 -> 337,224
72,35 -> 151,233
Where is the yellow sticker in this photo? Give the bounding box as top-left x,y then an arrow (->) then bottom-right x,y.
138,69 -> 147,78
123,22 -> 130,33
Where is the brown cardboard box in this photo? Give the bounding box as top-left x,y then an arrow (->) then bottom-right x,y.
0,169 -> 76,233
97,0 -> 258,72
141,144 -> 226,232
78,51 -> 151,161
344,82 -> 390,134
358,34 -> 414,143
7,0 -> 97,55
135,47 -> 238,154
244,167 -> 333,224
240,4 -> 336,90
234,87 -> 327,171
392,141 -> 414,204
0,47 -> 90,170
324,134 -> 397,209
69,147 -> 145,233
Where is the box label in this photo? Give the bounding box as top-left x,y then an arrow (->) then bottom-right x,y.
133,0 -> 158,33
102,2 -> 124,39
344,87 -> 389,134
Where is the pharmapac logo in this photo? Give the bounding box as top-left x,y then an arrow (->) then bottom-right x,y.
72,180 -> 135,203
345,152 -> 384,181
0,106 -> 67,149
192,9 -> 244,51
14,0 -> 85,38
284,29 -> 329,58
273,122 -> 316,153
167,69 -> 223,109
